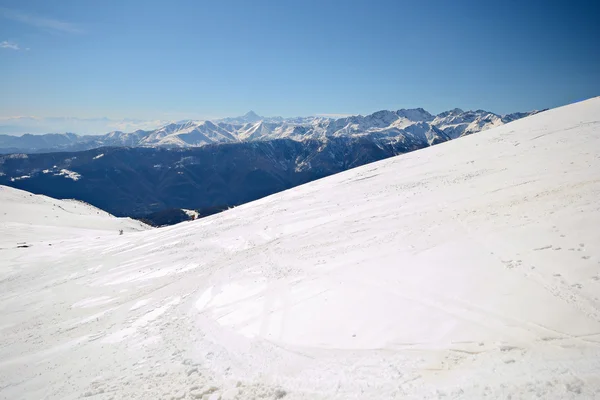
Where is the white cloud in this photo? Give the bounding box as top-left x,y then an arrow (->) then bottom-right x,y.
0,8 -> 82,34
0,40 -> 20,50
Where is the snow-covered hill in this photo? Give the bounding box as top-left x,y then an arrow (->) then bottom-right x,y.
0,108 -> 539,153
0,185 -> 150,246
1,98 -> 598,399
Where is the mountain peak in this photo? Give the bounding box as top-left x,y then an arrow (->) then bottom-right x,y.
436,108 -> 465,118
395,108 -> 434,122
241,111 -> 262,122
217,111 -> 264,124
244,110 -> 260,118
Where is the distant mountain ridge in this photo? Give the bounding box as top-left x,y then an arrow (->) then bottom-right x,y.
0,107 -> 542,154
0,107 -> 544,222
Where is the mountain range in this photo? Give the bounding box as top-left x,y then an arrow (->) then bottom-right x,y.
0,108 -> 540,154
0,106 -> 543,223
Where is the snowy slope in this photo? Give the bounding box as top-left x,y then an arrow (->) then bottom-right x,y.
0,185 -> 149,246
1,98 -> 599,399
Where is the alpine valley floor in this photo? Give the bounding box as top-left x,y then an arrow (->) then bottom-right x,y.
1,97 -> 599,399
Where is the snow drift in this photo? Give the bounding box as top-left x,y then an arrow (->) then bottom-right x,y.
1,98 -> 599,399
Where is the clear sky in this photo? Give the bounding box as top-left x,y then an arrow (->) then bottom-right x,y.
0,0 -> 598,133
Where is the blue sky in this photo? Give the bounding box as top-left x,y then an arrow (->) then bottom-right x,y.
0,0 -> 598,134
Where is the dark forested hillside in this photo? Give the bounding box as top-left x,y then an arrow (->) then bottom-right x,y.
0,136 -> 434,219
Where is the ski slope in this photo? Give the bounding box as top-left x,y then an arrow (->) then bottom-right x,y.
1,98 -> 599,399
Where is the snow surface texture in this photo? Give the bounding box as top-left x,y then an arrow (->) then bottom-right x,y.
1,98 -> 599,399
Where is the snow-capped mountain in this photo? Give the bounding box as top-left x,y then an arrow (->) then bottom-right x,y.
431,109 -> 537,139
395,107 -> 434,121
0,107 -> 541,153
126,107 -> 537,147
1,98 -> 598,399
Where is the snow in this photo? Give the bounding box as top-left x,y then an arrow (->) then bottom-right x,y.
182,209 -> 199,219
93,153 -> 104,159
0,186 -> 149,246
56,168 -> 82,181
1,97 -> 600,399
9,175 -> 30,181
